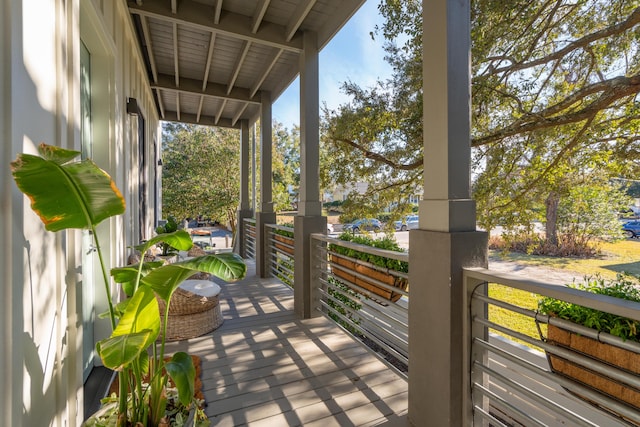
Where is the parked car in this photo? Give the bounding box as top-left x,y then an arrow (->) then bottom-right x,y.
622,220 -> 640,238
394,215 -> 419,231
327,223 -> 334,234
343,218 -> 383,233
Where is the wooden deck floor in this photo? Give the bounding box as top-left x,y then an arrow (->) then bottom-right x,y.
164,261 -> 409,427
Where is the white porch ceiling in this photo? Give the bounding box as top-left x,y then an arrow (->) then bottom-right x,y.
128,0 -> 365,128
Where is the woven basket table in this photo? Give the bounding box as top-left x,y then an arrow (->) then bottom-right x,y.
158,279 -> 223,341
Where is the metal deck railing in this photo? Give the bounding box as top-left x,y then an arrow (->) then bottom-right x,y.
464,267 -> 640,426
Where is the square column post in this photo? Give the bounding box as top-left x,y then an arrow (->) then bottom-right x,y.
409,1 -> 487,426
256,92 -> 275,278
294,31 -> 326,318
236,119 -> 253,257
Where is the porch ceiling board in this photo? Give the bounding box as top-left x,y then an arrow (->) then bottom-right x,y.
128,0 -> 365,126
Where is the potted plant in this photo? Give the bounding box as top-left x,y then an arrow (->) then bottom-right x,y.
11,144 -> 247,426
538,274 -> 640,415
329,233 -> 408,302
155,216 -> 180,262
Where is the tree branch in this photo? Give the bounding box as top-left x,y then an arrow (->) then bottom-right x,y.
332,137 -> 424,170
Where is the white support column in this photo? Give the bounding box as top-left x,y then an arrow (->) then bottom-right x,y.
236,119 -> 253,257
408,1 -> 487,426
256,92 -> 275,278
294,31 -> 326,319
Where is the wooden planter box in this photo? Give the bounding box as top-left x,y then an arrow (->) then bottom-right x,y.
546,323 -> 640,415
330,255 -> 407,302
274,234 -> 294,256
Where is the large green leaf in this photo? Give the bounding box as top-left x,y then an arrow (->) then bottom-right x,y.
165,352 -> 195,406
96,331 -> 152,371
143,253 -> 247,301
111,261 -> 164,296
10,143 -> 125,231
137,230 -> 194,254
97,286 -> 160,370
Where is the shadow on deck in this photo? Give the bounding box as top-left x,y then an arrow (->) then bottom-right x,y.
164,261 -> 409,426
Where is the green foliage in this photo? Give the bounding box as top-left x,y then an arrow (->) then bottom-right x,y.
539,274 -> 640,342
155,216 -> 180,256
12,144 -> 246,426
161,123 -> 240,233
557,182 -> 630,245
330,232 -> 408,273
326,277 -> 362,334
322,0 -> 640,232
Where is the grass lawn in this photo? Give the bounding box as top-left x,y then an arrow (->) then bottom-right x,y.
490,239 -> 640,279
488,239 -> 640,348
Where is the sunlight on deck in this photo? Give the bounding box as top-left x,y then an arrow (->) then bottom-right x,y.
164,261 -> 409,426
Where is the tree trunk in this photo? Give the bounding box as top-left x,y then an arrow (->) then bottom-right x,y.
545,191 -> 559,246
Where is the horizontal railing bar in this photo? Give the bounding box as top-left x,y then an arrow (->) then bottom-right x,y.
321,277 -> 408,337
475,293 -> 640,354
475,363 -> 598,427
473,405 -> 509,427
324,248 -> 409,281
265,223 -> 295,234
318,289 -> 408,366
474,338 -> 640,424
312,233 -> 409,263
474,317 -> 640,390
270,261 -> 294,278
473,382 -> 547,427
465,267 -> 640,322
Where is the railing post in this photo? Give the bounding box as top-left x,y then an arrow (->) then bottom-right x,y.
294,216 -> 326,318
255,212 -> 276,278
235,209 -> 253,257
464,272 -> 490,426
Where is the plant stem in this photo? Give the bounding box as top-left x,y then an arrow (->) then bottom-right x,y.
91,224 -> 117,330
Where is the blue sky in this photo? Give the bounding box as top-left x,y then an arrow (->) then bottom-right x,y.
272,0 -> 392,130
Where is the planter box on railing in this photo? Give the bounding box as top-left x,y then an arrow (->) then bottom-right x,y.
274,234 -> 295,256
546,323 -> 640,416
330,254 -> 407,303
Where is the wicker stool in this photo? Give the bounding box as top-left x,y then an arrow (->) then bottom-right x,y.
158,279 -> 223,341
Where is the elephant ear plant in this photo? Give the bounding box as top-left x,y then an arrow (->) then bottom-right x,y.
11,144 -> 247,426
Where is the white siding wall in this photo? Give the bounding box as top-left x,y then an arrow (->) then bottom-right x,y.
0,0 -> 159,425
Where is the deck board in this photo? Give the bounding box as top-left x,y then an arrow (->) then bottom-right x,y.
163,261 -> 409,426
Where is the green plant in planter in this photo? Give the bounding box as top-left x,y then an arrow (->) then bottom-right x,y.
274,222 -> 294,238
11,144 -> 247,426
538,274 -> 640,342
155,216 -> 179,256
330,232 -> 409,273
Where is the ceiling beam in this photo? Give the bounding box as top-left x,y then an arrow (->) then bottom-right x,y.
227,41 -> 251,94
162,111 -> 239,129
286,0 -> 316,41
213,0 -> 222,24
215,99 -> 228,125
202,32 -> 216,91
250,48 -> 282,98
140,15 -> 159,83
129,0 -> 303,53
152,73 -> 262,104
176,92 -> 181,121
196,96 -> 204,122
155,88 -> 166,119
232,103 -> 249,127
173,22 -> 180,86
251,0 -> 270,34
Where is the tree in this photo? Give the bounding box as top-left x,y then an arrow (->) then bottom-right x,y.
161,123 -> 240,233
272,122 -> 300,211
323,0 -> 640,241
